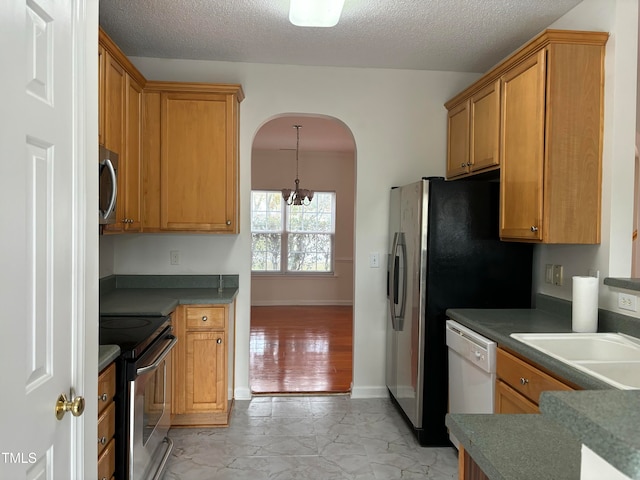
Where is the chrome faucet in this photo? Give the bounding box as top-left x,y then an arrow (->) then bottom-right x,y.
218,274 -> 224,293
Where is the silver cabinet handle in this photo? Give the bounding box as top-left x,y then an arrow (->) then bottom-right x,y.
202,316 -> 208,322
99,436 -> 107,445
217,338 -> 222,344
226,220 -> 231,225
99,393 -> 108,402
460,163 -> 466,168
520,377 -> 529,385
530,226 -> 538,232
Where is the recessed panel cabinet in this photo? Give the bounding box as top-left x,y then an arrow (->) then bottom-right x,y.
445,30 -> 608,244
172,303 -> 236,426
99,28 -> 243,234
99,28 -> 145,233
142,84 -> 243,233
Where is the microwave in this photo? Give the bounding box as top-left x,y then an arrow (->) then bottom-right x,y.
99,146 -> 118,225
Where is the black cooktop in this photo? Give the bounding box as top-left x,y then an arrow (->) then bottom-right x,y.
99,315 -> 171,359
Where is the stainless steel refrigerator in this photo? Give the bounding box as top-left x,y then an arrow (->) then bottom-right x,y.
386,177 -> 533,446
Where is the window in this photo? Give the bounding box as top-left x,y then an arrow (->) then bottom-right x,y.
251,190 -> 335,273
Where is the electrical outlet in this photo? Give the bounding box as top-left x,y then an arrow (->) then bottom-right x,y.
170,250 -> 180,265
545,264 -> 554,284
619,293 -> 638,312
553,265 -> 563,286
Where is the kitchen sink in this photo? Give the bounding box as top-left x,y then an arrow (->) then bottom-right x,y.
509,332 -> 640,390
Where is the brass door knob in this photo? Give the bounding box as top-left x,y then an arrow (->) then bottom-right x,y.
55,393 -> 85,420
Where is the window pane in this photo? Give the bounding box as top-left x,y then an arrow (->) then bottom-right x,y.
287,233 -> 332,272
287,192 -> 335,233
251,191 -> 283,232
251,233 -> 281,271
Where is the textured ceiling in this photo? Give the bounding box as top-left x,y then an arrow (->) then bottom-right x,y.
99,0 -> 584,152
100,0 -> 583,72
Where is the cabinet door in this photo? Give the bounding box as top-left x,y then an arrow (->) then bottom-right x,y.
123,74 -> 142,231
103,51 -> 126,233
446,100 -> 470,178
470,80 -> 500,173
160,92 -> 237,232
499,51 -> 546,241
495,379 -> 539,414
184,331 -> 227,413
98,44 -> 105,146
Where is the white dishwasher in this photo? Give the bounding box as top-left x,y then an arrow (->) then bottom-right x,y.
445,319 -> 497,449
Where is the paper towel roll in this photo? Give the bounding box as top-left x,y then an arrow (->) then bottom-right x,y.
572,276 -> 599,333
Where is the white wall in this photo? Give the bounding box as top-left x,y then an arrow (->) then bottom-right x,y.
536,0 -> 639,318
108,59 -> 480,398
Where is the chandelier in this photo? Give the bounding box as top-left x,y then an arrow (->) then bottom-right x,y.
282,125 -> 314,206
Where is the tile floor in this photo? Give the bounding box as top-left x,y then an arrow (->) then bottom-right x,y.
163,396 -> 458,479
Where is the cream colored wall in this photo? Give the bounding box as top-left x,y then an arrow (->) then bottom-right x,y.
535,0 -> 640,318
108,59 -> 480,398
251,149 -> 355,305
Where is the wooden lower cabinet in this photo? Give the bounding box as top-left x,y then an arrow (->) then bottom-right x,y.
495,347 -> 574,413
97,363 -> 116,480
495,379 -> 539,414
172,302 -> 235,426
459,446 -> 490,480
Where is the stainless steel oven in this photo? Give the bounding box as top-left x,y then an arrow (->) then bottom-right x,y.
100,315 -> 177,480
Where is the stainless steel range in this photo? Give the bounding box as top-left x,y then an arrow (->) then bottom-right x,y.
99,315 -> 177,480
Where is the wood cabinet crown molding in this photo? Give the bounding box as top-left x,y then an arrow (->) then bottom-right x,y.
144,80 -> 245,102
99,27 -> 146,87
444,29 -> 608,110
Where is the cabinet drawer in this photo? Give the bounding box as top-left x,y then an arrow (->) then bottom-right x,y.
496,348 -> 572,404
185,306 -> 225,330
97,401 -> 115,457
495,379 -> 539,414
97,363 -> 116,415
97,437 -> 115,480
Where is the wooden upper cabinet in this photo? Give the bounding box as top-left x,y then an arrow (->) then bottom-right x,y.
103,50 -> 125,155
98,44 -> 105,146
142,84 -> 242,233
446,80 -> 500,179
501,39 -> 606,243
499,52 -> 546,242
469,80 -> 500,173
446,101 -> 470,178
123,75 -> 142,231
99,27 -> 146,234
445,30 -> 608,243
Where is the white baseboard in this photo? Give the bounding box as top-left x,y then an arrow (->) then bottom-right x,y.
251,300 -> 353,307
234,387 -> 252,401
350,385 -> 389,399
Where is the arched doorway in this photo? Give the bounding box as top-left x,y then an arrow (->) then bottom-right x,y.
249,114 -> 356,394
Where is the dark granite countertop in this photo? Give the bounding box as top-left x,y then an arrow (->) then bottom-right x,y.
446,414 -> 581,480
99,345 -> 120,371
540,390 -> 640,480
99,274 -> 239,316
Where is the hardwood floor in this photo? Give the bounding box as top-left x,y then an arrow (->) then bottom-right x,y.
249,306 -> 353,394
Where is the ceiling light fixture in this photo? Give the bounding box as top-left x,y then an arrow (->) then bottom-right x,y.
289,0 -> 345,27
282,125 -> 314,206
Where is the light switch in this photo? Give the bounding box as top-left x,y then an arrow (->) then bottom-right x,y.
369,253 -> 379,268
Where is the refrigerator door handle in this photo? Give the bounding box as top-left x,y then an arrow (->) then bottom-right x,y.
388,232 -> 399,329
395,232 -> 407,331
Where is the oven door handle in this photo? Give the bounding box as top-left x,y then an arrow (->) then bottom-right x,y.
136,335 -> 177,376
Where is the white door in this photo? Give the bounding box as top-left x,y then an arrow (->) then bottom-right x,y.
0,0 -> 98,478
